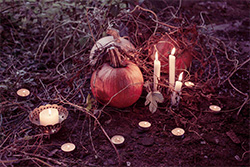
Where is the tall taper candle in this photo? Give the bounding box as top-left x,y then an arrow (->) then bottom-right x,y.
169,48 -> 176,89
154,51 -> 161,91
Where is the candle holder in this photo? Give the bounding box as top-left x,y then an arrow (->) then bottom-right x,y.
16,88 -> 31,101
29,104 -> 68,134
138,121 -> 151,132
171,72 -> 183,106
171,91 -> 181,106
208,105 -> 221,113
171,127 -> 185,139
61,143 -> 76,153
111,135 -> 125,147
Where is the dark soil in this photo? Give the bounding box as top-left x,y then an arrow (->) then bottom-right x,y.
0,0 -> 249,166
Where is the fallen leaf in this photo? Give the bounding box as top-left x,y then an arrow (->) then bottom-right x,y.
145,91 -> 164,113
153,91 -> 164,103
149,101 -> 157,113
86,93 -> 95,110
143,80 -> 151,92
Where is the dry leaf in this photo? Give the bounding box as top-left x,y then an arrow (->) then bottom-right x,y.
145,91 -> 164,113
153,91 -> 164,103
143,80 -> 151,92
86,93 -> 95,110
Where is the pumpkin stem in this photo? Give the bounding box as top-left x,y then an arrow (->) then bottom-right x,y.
108,47 -> 125,68
106,28 -> 121,43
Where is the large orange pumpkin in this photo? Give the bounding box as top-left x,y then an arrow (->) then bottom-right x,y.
90,28 -> 143,108
91,60 -> 144,108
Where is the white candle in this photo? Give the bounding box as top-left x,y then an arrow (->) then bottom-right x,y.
184,81 -> 194,87
17,88 -> 30,97
209,105 -> 221,112
39,108 -> 59,126
175,72 -> 183,92
61,143 -> 75,152
138,121 -> 151,130
111,135 -> 125,145
171,127 -> 185,137
171,72 -> 183,105
153,51 -> 161,91
169,48 -> 176,89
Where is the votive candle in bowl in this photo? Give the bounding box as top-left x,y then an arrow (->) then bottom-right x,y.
39,108 -> 59,126
29,104 -> 68,134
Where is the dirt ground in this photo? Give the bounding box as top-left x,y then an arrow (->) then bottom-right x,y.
0,0 -> 249,166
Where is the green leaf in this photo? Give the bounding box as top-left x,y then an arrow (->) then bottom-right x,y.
86,93 -> 95,110
24,135 -> 33,140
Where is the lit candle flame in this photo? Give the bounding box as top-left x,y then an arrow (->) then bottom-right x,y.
178,72 -> 183,81
155,51 -> 158,60
171,47 -> 176,55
